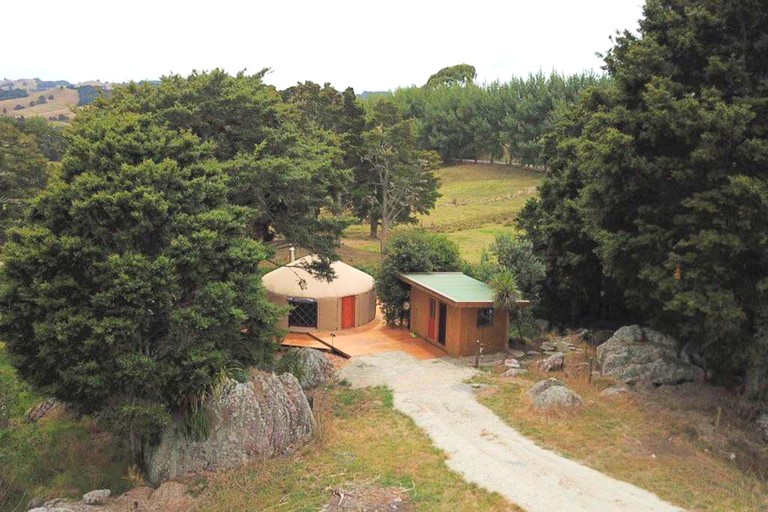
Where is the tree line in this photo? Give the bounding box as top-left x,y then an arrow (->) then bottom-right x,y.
380,67 -> 609,167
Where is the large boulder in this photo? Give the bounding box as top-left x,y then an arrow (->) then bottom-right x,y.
527,378 -> 582,409
534,386 -> 583,409
527,377 -> 565,397
276,348 -> 335,389
596,325 -> 703,385
539,352 -> 564,372
146,370 -> 314,484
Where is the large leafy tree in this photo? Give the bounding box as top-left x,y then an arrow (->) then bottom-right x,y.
377,230 -> 461,324
519,85 -> 627,325
283,81 -> 368,210
1,116 -> 68,162
425,64 -> 477,88
359,115 -> 441,247
525,0 -> 768,397
0,122 -> 48,242
587,0 -> 768,394
0,111 -> 282,460
96,70 -> 350,275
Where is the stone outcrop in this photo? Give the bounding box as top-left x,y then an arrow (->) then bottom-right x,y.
502,368 -> 528,377
527,378 -> 564,397
24,397 -> 62,423
596,325 -> 703,385
757,412 -> 768,443
527,378 -> 582,409
600,385 -> 628,397
580,329 -> 615,347
82,489 -> 110,505
539,352 -> 564,372
28,482 -> 195,512
533,386 -> 583,409
145,370 -> 314,484
276,348 -> 335,389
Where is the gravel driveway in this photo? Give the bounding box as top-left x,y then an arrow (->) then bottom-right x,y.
339,351 -> 682,512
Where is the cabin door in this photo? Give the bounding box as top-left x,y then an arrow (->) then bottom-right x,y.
428,298 -> 437,339
341,296 -> 356,329
438,303 -> 447,346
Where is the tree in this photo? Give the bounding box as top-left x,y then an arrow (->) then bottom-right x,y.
1,116 -> 68,161
377,230 -> 461,324
489,269 -> 522,342
425,64 -> 477,88
0,123 -> 48,243
491,234 -> 546,306
360,118 -> 441,248
98,70 -> 351,276
526,0 -> 768,398
0,111 -> 283,462
517,85 -> 626,325
420,84 -> 488,161
283,82 -> 368,211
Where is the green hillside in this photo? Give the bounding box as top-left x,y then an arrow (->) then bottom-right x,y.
340,163 -> 542,265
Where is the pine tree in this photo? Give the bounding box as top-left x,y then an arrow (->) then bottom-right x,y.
525,0 -> 768,395
0,122 -> 48,242
0,110 -> 282,460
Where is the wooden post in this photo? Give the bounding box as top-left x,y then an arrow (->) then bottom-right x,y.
715,406 -> 722,432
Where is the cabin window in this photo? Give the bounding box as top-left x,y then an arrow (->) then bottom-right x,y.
477,308 -> 494,328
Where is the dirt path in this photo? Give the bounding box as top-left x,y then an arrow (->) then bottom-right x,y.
339,352 -> 683,512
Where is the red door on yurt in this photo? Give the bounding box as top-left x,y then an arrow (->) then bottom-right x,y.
341,296 -> 356,329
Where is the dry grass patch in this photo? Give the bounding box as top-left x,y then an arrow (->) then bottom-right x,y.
195,385 -> 518,512
0,88 -> 78,121
474,341 -> 768,512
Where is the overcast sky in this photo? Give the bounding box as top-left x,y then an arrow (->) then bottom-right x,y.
4,0 -> 644,91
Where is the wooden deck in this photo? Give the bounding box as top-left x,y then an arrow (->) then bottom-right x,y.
281,332 -> 331,352
280,311 -> 447,360
311,314 -> 447,359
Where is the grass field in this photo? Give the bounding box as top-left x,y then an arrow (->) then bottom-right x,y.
197,385 -> 518,511
473,345 -> 768,512
0,344 -> 131,511
340,163 -> 542,265
0,87 -> 78,123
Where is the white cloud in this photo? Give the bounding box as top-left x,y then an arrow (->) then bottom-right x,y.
3,0 -> 644,91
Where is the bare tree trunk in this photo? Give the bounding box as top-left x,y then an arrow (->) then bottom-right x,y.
746,310 -> 768,403
369,217 -> 378,239
380,165 -> 390,253
380,215 -> 389,253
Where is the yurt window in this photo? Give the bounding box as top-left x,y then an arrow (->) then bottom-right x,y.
288,298 -> 318,328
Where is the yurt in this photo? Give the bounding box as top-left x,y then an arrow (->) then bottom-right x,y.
262,255 -> 377,332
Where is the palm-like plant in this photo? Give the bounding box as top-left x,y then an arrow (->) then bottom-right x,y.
489,269 -> 523,345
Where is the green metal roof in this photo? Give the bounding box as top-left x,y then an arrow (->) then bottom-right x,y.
399,272 -> 496,305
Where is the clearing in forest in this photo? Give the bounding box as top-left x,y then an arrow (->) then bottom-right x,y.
340,163 -> 542,265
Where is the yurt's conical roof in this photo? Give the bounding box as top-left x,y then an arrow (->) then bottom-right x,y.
262,255 -> 375,299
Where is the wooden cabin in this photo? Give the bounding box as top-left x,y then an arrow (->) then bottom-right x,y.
399,272 -> 512,357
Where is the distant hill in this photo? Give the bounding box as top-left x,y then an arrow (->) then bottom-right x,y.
0,78 -> 117,124
358,90 -> 391,99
